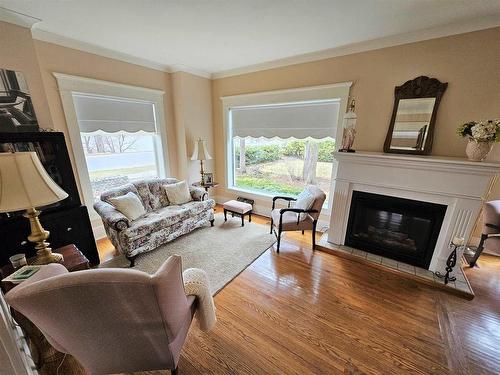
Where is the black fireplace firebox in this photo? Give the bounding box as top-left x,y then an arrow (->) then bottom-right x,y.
345,191 -> 447,269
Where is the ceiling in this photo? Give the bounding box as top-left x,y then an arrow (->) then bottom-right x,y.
1,0 -> 500,77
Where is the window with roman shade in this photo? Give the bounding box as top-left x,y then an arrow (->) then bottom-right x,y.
227,99 -> 342,208
73,94 -> 156,134
72,93 -> 162,201
230,100 -> 340,139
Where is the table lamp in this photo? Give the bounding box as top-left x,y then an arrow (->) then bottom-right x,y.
0,152 -> 68,264
191,138 -> 212,184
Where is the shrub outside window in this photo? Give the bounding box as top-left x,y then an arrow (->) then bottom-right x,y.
233,136 -> 335,203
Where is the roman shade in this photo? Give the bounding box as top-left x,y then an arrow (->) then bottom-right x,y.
230,100 -> 340,139
73,94 -> 156,133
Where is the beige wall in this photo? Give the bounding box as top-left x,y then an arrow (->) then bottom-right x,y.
211,27 -> 500,206
32,39 -> 180,184
0,22 -> 52,128
172,72 -> 214,184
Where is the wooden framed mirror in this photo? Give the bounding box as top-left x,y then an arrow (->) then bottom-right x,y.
384,76 -> 447,155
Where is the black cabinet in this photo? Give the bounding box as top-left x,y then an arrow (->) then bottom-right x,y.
0,132 -> 100,266
0,205 -> 99,266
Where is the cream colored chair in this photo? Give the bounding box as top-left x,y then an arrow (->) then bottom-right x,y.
270,185 -> 326,252
6,255 -> 213,375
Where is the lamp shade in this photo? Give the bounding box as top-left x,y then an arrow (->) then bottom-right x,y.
190,138 -> 212,161
0,152 -> 68,212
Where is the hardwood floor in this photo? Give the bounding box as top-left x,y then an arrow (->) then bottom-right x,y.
97,210 -> 500,375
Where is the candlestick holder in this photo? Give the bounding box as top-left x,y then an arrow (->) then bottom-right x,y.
435,241 -> 463,284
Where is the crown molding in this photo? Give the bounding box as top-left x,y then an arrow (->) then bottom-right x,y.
0,6 -> 41,28
169,64 -> 212,79
212,15 -> 500,79
32,29 -> 212,79
33,29 -> 170,72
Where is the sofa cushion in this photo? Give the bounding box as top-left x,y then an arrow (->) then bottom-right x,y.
101,183 -> 140,203
122,205 -> 189,242
108,192 -> 146,221
121,199 -> 215,243
163,181 -> 192,205
144,178 -> 179,209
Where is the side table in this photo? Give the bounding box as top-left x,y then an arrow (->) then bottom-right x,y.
193,181 -> 219,193
1,244 -> 90,293
1,244 -> 90,374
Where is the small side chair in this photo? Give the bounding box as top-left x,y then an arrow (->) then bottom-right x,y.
469,200 -> 500,267
270,185 -> 326,252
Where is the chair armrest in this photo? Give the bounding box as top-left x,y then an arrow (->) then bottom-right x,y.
272,196 -> 297,209
279,208 -> 319,225
190,186 -> 208,201
183,267 -> 216,332
485,223 -> 500,232
279,208 -> 318,215
93,200 -> 130,231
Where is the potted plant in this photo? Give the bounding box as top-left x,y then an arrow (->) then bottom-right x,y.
457,119 -> 500,161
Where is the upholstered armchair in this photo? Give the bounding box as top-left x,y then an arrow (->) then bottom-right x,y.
270,185 -> 326,252
5,255 -> 215,375
469,200 -> 500,267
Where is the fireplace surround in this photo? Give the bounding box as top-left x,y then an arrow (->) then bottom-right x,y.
328,151 -> 500,272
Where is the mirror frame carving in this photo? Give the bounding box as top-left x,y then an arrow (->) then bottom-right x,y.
384,76 -> 448,155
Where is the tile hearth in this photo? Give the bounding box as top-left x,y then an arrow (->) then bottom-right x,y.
317,233 -> 474,299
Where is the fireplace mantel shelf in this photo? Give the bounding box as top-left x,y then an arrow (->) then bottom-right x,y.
334,151 -> 500,174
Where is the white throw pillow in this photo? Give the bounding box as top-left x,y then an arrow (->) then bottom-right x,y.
294,189 -> 315,221
108,192 -> 146,221
163,181 -> 192,205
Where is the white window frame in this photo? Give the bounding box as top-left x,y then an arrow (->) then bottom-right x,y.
54,73 -> 170,225
221,82 -> 352,215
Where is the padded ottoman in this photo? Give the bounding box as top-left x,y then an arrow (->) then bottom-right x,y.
223,199 -> 253,226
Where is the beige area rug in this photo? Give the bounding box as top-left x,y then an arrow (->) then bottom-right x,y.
100,213 -> 276,294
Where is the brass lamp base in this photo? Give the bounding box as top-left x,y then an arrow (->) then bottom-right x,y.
30,250 -> 64,265
24,208 -> 64,265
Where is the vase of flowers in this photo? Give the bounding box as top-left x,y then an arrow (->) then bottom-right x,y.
457,119 -> 500,161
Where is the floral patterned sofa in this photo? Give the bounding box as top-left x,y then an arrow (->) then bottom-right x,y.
94,178 -> 215,266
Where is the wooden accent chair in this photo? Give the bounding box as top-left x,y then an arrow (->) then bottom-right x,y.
6,255 -> 207,375
270,185 -> 326,252
469,200 -> 500,267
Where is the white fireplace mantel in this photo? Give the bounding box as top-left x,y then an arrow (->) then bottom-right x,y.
328,151 -> 500,272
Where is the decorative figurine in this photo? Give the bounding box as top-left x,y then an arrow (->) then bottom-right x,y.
339,98 -> 357,153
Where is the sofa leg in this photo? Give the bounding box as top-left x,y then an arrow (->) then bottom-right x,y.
249,212 -> 252,222
210,219 -> 215,227
224,209 -> 227,222
126,255 -> 136,268
171,366 -> 178,375
241,214 -> 244,227
302,230 -> 304,235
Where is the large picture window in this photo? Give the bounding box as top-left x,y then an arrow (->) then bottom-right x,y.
73,94 -> 162,201
233,136 -> 335,200
228,100 -> 340,206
